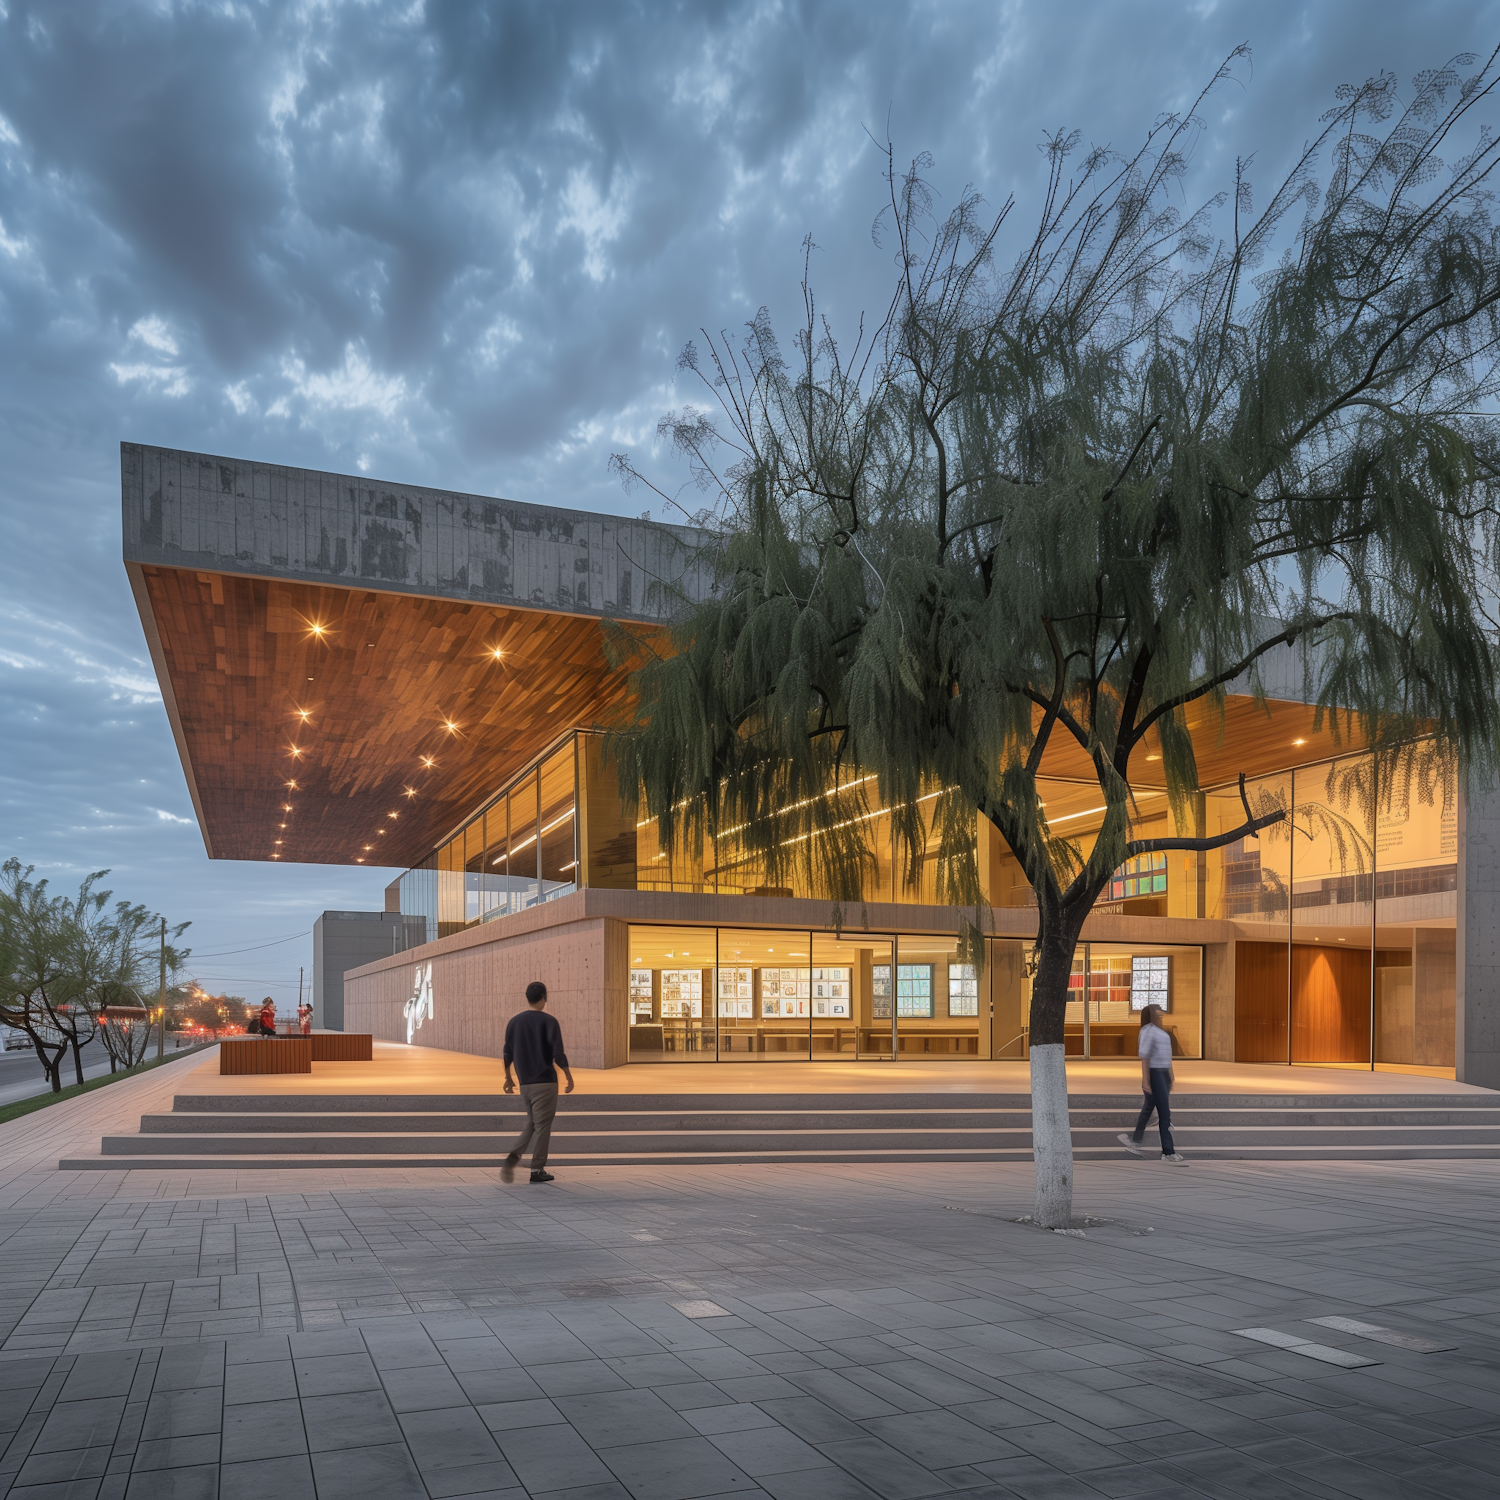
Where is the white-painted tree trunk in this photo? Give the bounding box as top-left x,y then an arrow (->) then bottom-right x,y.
1030,1042 -> 1073,1228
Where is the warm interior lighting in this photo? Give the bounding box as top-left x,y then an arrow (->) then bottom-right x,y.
285,780 -> 298,789
443,719 -> 459,734
288,746 -> 303,758
1145,754 -> 1161,762
308,622 -> 326,637
279,823 -> 287,829
490,647 -> 504,660
403,786 -> 417,798
297,709 -> 311,721
274,839 -> 283,844
363,845 -> 372,851
283,804 -> 292,811
377,829 -> 386,835
421,756 -> 436,768
355,857 -> 364,862
388,811 -> 398,819
1293,738 -> 1307,746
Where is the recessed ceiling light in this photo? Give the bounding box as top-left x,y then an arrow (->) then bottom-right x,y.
1293,738 -> 1307,746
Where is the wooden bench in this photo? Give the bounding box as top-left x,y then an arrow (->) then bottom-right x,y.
220,1038 -> 312,1074
310,1032 -> 373,1061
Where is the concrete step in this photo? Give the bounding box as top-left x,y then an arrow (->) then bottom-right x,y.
166,1091 -> 1500,1113
58,1143 -> 1500,1170
97,1124 -> 1500,1156
137,1107 -> 1500,1132
61,1088 -> 1500,1170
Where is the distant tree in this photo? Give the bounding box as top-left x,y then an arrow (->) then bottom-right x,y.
0,860 -> 189,1089
612,49 -> 1500,1226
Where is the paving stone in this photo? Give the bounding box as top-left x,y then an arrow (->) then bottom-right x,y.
555,1388 -> 697,1448
218,1452 -> 316,1500
309,1441 -> 427,1500
599,1434 -> 761,1499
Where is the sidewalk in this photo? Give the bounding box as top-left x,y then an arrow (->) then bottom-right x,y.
0,1046 -> 1496,1497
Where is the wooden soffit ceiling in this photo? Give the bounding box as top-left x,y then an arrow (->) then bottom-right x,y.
1033,691 -> 1374,791
131,564 -> 654,866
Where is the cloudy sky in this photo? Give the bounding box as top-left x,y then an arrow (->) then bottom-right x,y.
1,0 -> 1496,1004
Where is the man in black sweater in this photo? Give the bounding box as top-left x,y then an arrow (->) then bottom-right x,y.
501,981 -> 575,1183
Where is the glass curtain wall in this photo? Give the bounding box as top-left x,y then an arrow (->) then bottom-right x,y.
626,924 -> 716,1060
1202,748 -> 1456,1072
1373,760 -> 1457,1071
1290,756 -> 1374,1064
538,744 -> 578,903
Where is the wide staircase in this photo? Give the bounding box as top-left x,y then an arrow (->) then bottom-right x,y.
58,1090 -> 1500,1169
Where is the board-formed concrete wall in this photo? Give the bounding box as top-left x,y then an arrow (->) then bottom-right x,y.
344,906 -> 628,1070
122,442 -> 715,623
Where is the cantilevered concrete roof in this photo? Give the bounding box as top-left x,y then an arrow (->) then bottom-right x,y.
122,443 -> 711,867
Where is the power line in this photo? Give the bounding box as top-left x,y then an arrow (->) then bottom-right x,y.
188,930 -> 311,958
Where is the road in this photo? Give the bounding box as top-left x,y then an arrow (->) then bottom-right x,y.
0,1035 -> 119,1107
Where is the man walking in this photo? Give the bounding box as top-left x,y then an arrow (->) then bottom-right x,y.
502,981 -> 574,1183
1119,1003 -> 1189,1164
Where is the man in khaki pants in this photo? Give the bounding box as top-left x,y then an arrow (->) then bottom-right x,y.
502,981 -> 575,1183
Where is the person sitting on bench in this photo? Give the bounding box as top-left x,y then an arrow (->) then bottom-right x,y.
250,997 -> 279,1036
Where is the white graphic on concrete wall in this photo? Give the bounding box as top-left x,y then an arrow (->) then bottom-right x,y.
404,963 -> 434,1044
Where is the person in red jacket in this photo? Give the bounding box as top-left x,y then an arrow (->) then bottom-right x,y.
255,998 -> 278,1037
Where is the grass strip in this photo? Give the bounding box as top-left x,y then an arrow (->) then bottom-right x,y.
0,1043 -> 217,1126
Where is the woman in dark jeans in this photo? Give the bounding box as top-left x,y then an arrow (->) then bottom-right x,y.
1119,1004 -> 1189,1163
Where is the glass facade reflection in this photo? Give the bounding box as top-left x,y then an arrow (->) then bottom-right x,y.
394,729 -> 1458,1073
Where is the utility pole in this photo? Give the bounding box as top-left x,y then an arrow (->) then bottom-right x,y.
158,917 -> 166,1059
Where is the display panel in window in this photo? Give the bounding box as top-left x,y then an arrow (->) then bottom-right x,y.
660,968 -> 704,1019
629,968 -> 654,1023
761,968 -> 810,1019
896,964 -> 934,1018
1131,955 -> 1170,1011
948,963 -> 979,1017
872,964 -> 893,1020
811,967 -> 851,1018
717,966 -> 754,1019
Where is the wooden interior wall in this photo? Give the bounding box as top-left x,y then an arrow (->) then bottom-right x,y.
1234,942 -> 1288,1062
1291,944 -> 1371,1063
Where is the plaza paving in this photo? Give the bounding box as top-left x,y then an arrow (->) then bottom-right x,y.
0,1049 -> 1497,1499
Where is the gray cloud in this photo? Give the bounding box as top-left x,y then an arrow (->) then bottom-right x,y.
2,0 -> 1497,999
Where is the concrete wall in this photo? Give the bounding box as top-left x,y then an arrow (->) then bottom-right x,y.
313,911 -> 425,1031
1458,782 -> 1500,1088
121,442 -> 715,623
1204,941 -> 1236,1060
344,907 -> 626,1070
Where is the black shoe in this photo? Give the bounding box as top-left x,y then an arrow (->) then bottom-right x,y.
530,1170 -> 554,1183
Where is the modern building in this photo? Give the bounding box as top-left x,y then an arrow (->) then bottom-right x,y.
312,910 -> 426,1031
123,443 -> 1500,1085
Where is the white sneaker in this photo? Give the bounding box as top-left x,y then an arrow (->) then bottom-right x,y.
1117,1133 -> 1145,1156
1162,1153 -> 1190,1165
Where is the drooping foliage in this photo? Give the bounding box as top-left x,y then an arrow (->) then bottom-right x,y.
610,51 -> 1500,1220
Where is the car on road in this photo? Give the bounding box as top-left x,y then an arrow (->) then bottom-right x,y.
2,1028 -> 32,1051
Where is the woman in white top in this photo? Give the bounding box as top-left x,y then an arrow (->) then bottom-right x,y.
1119,1004 -> 1188,1163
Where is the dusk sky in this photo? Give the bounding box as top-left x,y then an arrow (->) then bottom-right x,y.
2,0 -> 1497,1004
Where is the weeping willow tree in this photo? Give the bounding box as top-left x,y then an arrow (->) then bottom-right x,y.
610,49 -> 1500,1226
